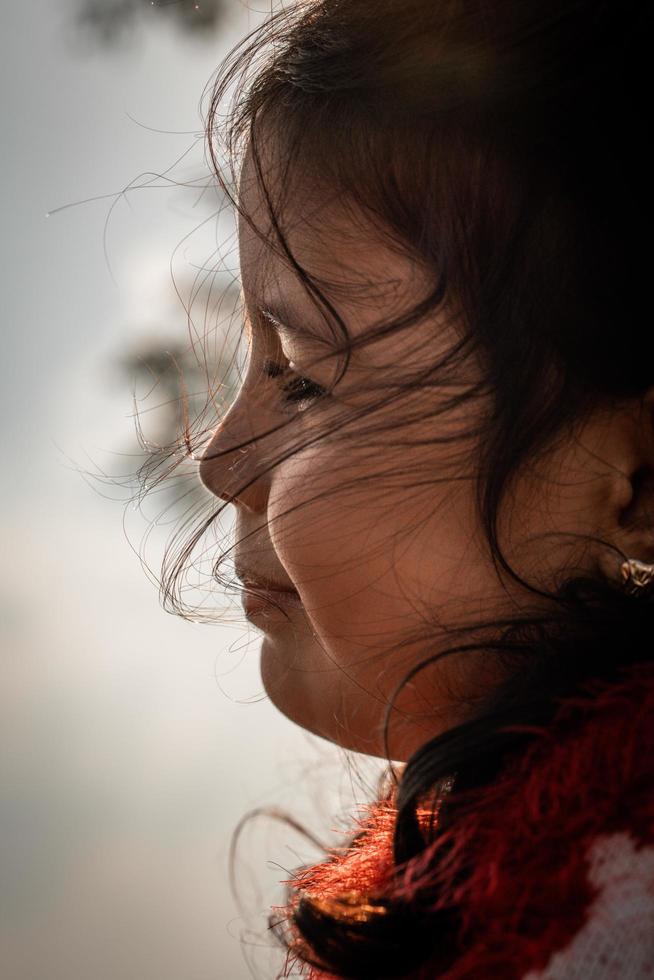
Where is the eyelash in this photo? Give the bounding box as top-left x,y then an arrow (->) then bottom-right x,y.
263,359 -> 328,408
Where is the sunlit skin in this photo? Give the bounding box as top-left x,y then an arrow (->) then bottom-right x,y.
199,141 -> 654,761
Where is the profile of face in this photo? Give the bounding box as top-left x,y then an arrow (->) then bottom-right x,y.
200,141 -> 654,762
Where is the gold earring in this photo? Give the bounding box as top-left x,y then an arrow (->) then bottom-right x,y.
620,557 -> 654,596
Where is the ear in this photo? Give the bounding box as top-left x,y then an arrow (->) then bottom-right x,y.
602,387 -> 654,571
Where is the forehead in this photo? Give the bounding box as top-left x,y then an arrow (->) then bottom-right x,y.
236,140 -> 429,344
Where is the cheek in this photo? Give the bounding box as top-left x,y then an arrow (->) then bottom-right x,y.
260,441 -> 510,758
266,448 -> 421,644
269,448 -> 499,637
267,449 -> 372,606
267,450 -> 407,658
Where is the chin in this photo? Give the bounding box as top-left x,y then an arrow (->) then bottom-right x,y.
259,636 -> 392,758
259,634 -> 331,740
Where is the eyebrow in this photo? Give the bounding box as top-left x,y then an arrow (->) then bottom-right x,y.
259,305 -> 303,337
256,302 -> 338,351
249,294 -> 339,349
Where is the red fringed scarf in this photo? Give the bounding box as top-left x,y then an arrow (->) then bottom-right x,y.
273,661 -> 654,979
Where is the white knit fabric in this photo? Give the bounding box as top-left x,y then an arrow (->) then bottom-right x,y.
523,832 -> 654,979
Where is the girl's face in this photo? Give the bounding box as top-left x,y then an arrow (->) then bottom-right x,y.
199,149 -> 627,760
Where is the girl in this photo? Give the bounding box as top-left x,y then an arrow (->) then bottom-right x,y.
175,0 -> 654,976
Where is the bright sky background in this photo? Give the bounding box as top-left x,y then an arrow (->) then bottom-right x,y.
1,3 -> 384,977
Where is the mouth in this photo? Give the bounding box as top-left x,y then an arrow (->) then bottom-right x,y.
240,584 -> 304,619
234,561 -> 304,621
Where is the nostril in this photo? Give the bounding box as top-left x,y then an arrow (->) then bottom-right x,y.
199,463 -> 234,503
198,445 -> 249,502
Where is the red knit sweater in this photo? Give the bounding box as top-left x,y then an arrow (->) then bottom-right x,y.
274,660 -> 654,979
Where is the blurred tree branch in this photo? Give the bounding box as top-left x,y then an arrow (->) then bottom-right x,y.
75,0 -> 229,47
107,275 -> 243,513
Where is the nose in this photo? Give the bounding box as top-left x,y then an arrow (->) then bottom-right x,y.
199,401 -> 269,511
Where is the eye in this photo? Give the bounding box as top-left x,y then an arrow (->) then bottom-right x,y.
262,358 -> 328,410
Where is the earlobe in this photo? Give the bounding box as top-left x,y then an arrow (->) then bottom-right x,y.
617,464 -> 654,543
610,390 -> 654,561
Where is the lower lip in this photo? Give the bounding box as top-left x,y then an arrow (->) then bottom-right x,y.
242,588 -> 304,618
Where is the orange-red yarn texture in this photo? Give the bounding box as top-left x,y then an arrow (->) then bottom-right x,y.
275,661 -> 654,979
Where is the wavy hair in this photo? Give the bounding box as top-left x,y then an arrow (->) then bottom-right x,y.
139,0 -> 654,976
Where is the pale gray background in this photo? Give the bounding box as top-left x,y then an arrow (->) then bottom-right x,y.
1,3 -> 384,978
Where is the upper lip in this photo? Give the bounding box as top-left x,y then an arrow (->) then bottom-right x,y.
234,565 -> 298,594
